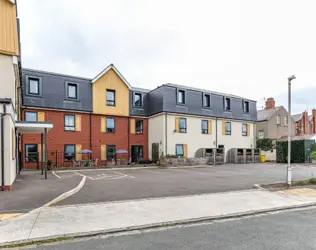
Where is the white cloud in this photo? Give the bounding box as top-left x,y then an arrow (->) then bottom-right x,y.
18,0 -> 316,112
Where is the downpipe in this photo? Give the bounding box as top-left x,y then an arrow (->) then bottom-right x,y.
1,104 -> 6,191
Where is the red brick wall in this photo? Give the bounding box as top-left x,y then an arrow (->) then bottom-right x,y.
130,118 -> 148,161
21,109 -> 149,168
21,108 -> 91,169
91,115 -> 129,166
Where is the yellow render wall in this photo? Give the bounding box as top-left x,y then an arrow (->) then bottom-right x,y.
93,69 -> 129,116
0,0 -> 19,56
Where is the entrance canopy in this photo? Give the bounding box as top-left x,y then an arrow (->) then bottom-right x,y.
15,121 -> 53,134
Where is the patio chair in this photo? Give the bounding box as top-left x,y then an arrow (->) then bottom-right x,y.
73,160 -> 80,167
92,158 -> 98,167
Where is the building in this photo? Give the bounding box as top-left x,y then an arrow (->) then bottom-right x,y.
21,65 -> 149,169
292,109 -> 316,136
20,63 -> 257,169
256,97 -> 295,161
0,0 -> 21,190
148,84 -> 257,160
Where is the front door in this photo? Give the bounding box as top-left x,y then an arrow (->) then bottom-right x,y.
131,145 -> 143,163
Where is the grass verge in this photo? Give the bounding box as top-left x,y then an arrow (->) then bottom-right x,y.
1,237 -> 74,249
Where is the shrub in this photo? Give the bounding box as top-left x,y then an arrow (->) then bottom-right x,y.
311,151 -> 316,160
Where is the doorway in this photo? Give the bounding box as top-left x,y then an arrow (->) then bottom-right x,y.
131,145 -> 143,163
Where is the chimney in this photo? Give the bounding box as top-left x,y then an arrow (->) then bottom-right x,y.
265,97 -> 275,110
302,111 -> 309,135
312,109 -> 316,134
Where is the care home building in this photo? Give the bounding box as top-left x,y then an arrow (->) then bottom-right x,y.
148,84 -> 257,160
20,63 -> 257,169
21,65 -> 149,169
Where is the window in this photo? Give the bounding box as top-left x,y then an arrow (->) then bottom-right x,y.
277,115 -> 281,125
179,118 -> 187,133
29,78 -> 39,95
25,112 -> 37,122
258,130 -> 264,139
136,120 -> 143,134
64,145 -> 75,161
106,118 -> 115,133
225,122 -> 232,135
64,115 -> 75,131
68,83 -> 77,99
25,144 -> 38,162
178,90 -> 185,104
242,123 -> 248,136
243,101 -> 249,113
203,94 -> 211,108
284,116 -> 288,126
106,90 -> 115,106
224,97 -> 231,111
201,120 -> 208,134
176,144 -> 184,157
134,93 -> 142,107
106,145 -> 116,161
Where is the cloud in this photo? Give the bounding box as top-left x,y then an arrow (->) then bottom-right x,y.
18,0 -> 316,110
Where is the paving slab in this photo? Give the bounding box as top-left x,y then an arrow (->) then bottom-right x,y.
1,189 -> 316,245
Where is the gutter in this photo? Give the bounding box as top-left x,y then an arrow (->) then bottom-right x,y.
1,104 -> 6,191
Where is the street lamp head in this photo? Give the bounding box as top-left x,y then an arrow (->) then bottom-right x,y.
288,75 -> 296,81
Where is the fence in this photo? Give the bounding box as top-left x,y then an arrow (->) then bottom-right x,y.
22,150 -> 146,169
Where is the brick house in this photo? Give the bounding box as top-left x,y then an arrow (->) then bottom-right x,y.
292,109 -> 316,136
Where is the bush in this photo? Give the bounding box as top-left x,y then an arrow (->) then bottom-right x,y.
309,177 -> 316,184
311,151 -> 316,160
257,139 -> 274,151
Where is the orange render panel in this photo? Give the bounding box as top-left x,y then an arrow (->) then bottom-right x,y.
93,69 -> 129,116
0,0 -> 19,56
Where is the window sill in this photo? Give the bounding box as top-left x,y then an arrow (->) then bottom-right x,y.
64,130 -> 76,132
26,93 -> 43,98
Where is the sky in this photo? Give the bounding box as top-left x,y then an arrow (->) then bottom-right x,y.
17,0 -> 316,114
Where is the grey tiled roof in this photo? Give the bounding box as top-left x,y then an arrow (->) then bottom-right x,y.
163,83 -> 256,102
291,113 -> 302,122
257,107 -> 281,121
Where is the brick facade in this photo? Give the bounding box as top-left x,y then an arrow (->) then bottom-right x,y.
295,110 -> 315,136
21,108 -> 148,169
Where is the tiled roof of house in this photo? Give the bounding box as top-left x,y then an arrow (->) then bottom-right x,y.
291,113 -> 302,122
257,107 -> 281,121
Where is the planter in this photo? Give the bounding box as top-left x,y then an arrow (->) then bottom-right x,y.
312,159 -> 316,164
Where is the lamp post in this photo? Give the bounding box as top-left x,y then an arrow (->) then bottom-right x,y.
287,75 -> 296,186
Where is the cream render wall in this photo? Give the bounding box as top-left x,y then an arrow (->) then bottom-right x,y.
148,114 -> 165,159
166,114 -> 216,157
0,54 -> 15,105
148,113 -> 255,161
217,119 -> 255,152
3,115 -> 16,186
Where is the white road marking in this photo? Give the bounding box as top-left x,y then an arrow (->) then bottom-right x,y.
144,169 -> 163,174
73,171 -> 94,180
52,171 -> 61,179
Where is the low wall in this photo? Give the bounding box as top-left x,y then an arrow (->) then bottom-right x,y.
160,157 -> 210,167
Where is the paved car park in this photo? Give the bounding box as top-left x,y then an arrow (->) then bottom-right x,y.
52,163 -> 316,206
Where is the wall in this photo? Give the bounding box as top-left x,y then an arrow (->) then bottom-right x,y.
166,114 -> 217,157
91,114 -> 129,165
267,107 -> 295,139
3,115 -> 16,189
130,118 -> 148,161
256,121 -> 268,139
0,0 -> 19,56
93,69 -> 129,116
148,114 -> 165,160
0,54 -> 16,105
22,108 -> 91,168
216,119 -> 254,153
